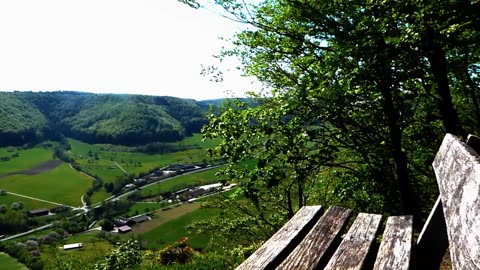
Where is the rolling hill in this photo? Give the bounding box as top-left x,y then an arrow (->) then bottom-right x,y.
0,91 -> 210,146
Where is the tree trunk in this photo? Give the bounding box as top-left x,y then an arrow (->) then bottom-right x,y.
422,24 -> 466,137
375,38 -> 416,216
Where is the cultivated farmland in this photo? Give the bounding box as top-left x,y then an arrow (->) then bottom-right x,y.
0,163 -> 92,207
68,134 -> 220,183
0,147 -> 53,175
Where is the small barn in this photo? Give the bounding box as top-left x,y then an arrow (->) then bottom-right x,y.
189,187 -> 208,197
118,225 -> 132,233
130,215 -> 150,224
27,208 -> 49,217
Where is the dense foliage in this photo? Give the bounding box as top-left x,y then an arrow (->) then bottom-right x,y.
0,92 -> 49,146
0,91 -> 209,146
197,0 -> 480,243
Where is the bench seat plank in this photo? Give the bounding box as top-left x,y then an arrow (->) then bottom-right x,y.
373,215 -> 413,270
277,206 -> 352,270
235,205 -> 323,270
433,134 -> 480,269
324,213 -> 382,270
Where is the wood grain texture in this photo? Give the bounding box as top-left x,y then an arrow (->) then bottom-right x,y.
235,206 -> 323,270
277,206 -> 352,270
373,216 -> 412,270
433,133 -> 480,270
324,213 -> 382,270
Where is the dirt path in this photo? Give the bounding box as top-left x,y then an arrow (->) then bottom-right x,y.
69,163 -> 95,180
0,160 -> 63,179
7,191 -> 73,208
113,161 -> 129,175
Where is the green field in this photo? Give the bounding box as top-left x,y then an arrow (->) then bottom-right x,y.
39,232 -> 112,267
0,252 -> 28,270
138,207 -> 220,249
139,168 -> 222,198
126,202 -> 166,216
90,191 -> 112,205
68,134 -> 218,183
179,133 -> 221,149
0,193 -> 57,210
78,160 -> 126,184
0,147 -> 53,175
0,163 -> 92,207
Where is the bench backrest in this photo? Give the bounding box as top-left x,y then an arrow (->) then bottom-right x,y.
433,134 -> 480,269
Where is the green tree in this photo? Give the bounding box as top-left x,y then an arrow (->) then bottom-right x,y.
94,240 -> 142,270
197,0 -> 480,227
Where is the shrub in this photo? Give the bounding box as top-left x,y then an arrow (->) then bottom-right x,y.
25,240 -> 38,250
158,237 -> 194,265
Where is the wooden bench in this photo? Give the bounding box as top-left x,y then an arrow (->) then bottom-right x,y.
236,133 -> 480,269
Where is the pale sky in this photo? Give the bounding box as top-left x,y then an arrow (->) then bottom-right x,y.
0,0 -> 258,100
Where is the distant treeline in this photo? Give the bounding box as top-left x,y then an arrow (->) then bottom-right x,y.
0,91 -> 216,146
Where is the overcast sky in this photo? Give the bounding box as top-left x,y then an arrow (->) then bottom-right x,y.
0,0 -> 258,100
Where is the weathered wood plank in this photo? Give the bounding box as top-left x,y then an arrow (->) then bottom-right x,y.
235,206 -> 323,270
373,215 -> 413,270
433,133 -> 480,270
413,134 -> 480,269
413,197 -> 448,269
324,213 -> 382,270
277,206 -> 352,270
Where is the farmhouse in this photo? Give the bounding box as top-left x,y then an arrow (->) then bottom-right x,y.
167,164 -> 198,172
50,205 -> 68,213
113,217 -> 130,226
27,208 -> 49,217
63,243 -> 83,250
133,178 -> 147,187
129,215 -> 150,224
153,170 -> 163,176
118,225 -> 132,233
189,187 -> 208,197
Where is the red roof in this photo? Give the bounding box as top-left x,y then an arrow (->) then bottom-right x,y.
118,225 -> 132,233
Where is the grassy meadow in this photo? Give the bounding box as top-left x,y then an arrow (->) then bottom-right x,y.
0,193 -> 57,210
126,202 -> 166,217
0,163 -> 92,207
0,147 -> 53,175
90,191 -> 112,205
40,232 -> 112,267
137,205 -> 220,249
0,252 -> 28,270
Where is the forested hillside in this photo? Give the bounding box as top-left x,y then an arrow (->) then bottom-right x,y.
0,91 -> 209,146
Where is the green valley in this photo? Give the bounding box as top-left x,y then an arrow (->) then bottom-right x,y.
0,129 -> 229,270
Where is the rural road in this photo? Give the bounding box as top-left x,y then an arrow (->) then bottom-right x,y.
1,223 -> 53,242
112,164 -> 224,201
0,209 -> 87,242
